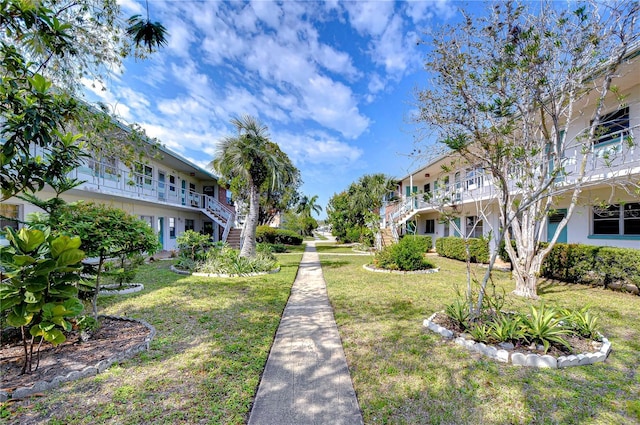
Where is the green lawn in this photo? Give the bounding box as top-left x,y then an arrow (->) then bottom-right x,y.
3,254 -> 302,425
322,254 -> 640,425
314,243 -> 371,254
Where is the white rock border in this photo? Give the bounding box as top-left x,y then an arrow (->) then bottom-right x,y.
0,315 -> 156,401
191,266 -> 281,278
423,311 -> 611,369
363,264 -> 440,275
99,283 -> 144,295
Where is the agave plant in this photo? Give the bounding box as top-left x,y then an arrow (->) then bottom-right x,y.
562,306 -> 601,340
520,304 -> 571,353
445,298 -> 471,330
489,314 -> 524,344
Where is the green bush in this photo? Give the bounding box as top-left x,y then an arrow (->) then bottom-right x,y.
256,226 -> 303,245
541,243 -> 640,290
400,235 -> 432,252
258,242 -> 287,253
374,236 -> 436,271
436,236 -> 489,263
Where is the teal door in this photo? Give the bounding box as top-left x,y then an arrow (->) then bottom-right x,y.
157,217 -> 164,248
453,217 -> 461,237
547,209 -> 567,243
158,171 -> 166,200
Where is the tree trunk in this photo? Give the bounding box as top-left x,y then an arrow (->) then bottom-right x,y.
512,273 -> 540,299
240,183 -> 259,258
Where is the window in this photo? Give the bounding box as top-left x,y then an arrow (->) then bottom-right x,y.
185,219 -> 195,231
423,183 -> 431,201
134,163 -> 153,187
466,216 -> 483,239
139,215 -> 153,227
594,107 -> 629,146
593,203 -> 640,236
168,175 -> 176,192
465,167 -> 484,190
0,204 -> 20,238
169,217 -> 176,238
425,219 -> 435,234
87,157 -> 117,177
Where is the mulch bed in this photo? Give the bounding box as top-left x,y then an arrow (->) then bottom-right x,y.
1,317 -> 151,392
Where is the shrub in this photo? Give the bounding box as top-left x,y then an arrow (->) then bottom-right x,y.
436,236 -> 489,263
541,243 -> 640,290
258,242 -> 287,253
198,244 -> 277,275
400,235 -> 432,252
374,236 -> 436,271
256,226 -> 303,245
176,230 -> 212,261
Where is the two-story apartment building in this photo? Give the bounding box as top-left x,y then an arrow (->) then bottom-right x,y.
383,51 -> 639,254
1,124 -> 236,252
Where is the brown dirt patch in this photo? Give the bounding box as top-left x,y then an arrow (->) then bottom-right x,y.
1,317 -> 151,394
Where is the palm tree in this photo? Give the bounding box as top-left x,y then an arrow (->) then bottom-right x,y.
211,115 -> 298,257
126,0 -> 168,54
296,195 -> 323,218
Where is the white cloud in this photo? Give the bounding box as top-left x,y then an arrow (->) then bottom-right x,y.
302,75 -> 370,139
166,17 -> 196,58
275,130 -> 363,166
250,0 -> 282,29
406,0 -> 456,23
344,1 -> 395,37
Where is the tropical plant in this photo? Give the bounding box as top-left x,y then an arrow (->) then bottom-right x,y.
468,323 -> 491,344
211,115 -> 299,258
520,304 -> 571,353
176,230 -> 212,261
444,298 -> 471,331
297,195 -> 323,218
103,253 -> 145,288
52,202 -> 161,319
562,306 -> 601,340
489,314 -> 524,344
197,244 -> 277,275
0,227 -> 85,373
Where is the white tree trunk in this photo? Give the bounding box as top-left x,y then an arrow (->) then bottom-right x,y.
240,183 -> 259,258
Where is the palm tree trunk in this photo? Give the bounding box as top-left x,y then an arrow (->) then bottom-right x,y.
240,183 -> 260,258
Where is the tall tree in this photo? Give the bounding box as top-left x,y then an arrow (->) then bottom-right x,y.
297,195 -> 323,218
211,115 -> 299,258
327,173 -> 396,243
415,1 -> 638,299
0,0 -> 167,203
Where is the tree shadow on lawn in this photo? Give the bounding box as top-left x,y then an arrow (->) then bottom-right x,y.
536,279 -> 596,295
5,257 -> 302,424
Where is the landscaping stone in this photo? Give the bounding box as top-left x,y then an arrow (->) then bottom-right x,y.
496,349 -> 510,363
463,340 -> 476,350
511,352 -> 527,366
0,392 -> 8,402
577,354 -> 591,366
11,387 -> 32,400
474,342 -> 487,353
586,352 -> 606,363
557,355 -> 580,368
498,342 -> 515,350
483,345 -> 498,359
454,337 -> 466,346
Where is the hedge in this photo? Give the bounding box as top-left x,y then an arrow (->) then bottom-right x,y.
541,243 -> 640,290
400,235 -> 432,252
374,235 -> 436,271
435,236 -> 490,264
255,226 -> 303,245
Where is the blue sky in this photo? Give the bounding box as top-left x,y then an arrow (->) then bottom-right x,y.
84,0 -> 475,218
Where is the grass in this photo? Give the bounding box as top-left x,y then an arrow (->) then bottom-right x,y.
322,254 -> 640,425
314,243 -> 371,254
3,253 -> 302,425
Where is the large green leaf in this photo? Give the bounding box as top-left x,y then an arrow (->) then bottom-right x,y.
56,248 -> 85,267
48,284 -> 78,299
7,304 -> 34,327
12,254 -> 36,266
51,235 -> 82,258
63,297 -> 84,316
14,228 -> 46,253
0,295 -> 22,312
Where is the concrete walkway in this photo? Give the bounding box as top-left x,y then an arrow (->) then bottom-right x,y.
248,241 -> 364,425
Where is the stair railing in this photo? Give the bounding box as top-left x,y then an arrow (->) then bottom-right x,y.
203,195 -> 236,242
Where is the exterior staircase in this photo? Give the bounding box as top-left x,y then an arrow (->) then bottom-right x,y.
226,228 -> 242,249
379,228 -> 395,248
201,195 -> 236,243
